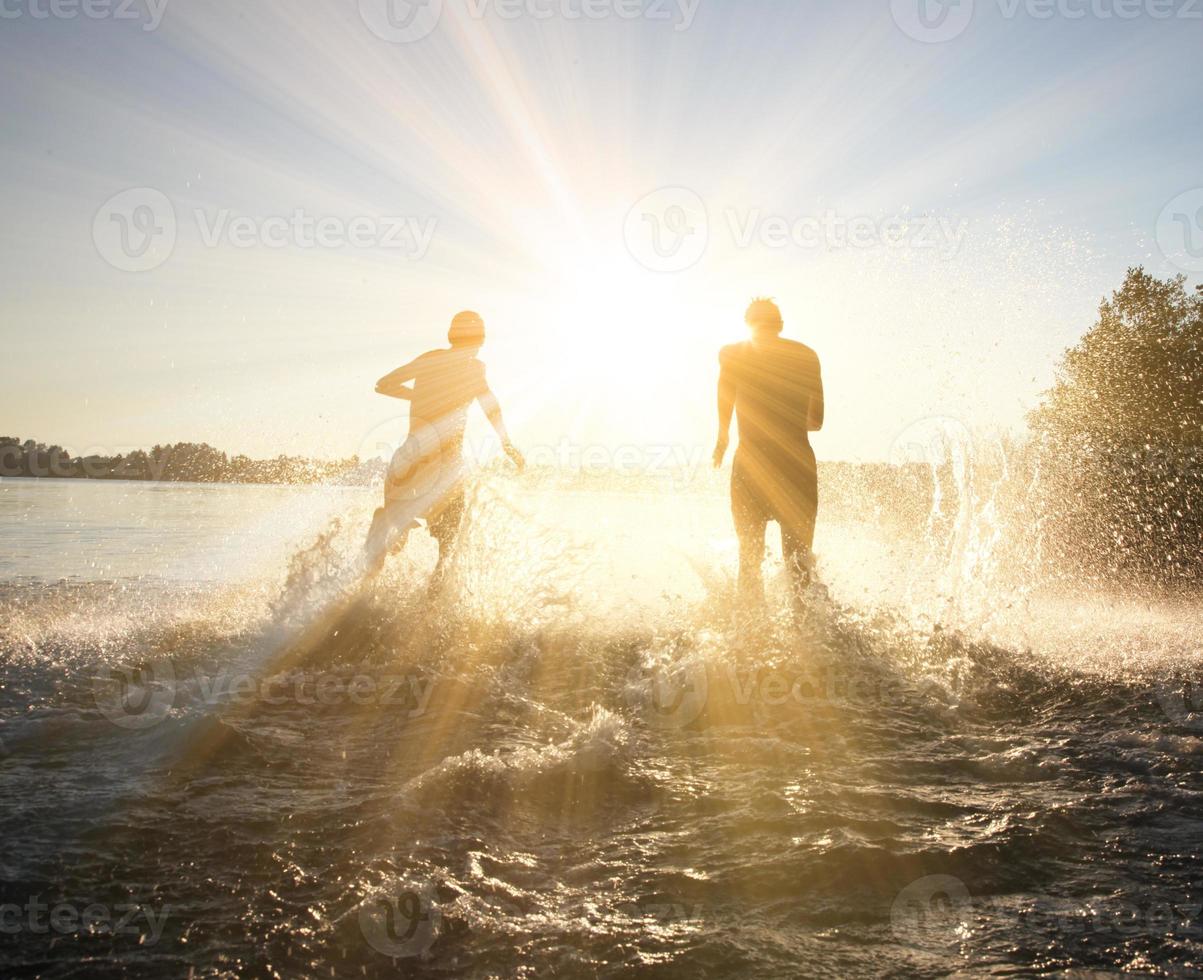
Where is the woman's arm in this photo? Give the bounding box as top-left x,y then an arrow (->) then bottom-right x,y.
375,359 -> 420,400
478,386 -> 525,470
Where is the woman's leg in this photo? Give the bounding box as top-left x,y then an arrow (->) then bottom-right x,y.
364,499 -> 417,574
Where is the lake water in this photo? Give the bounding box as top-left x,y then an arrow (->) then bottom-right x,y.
1,475 -> 1201,977
0,479 -> 367,584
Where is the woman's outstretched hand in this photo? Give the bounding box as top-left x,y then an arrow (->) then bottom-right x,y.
712,434 -> 729,468
504,443 -> 526,472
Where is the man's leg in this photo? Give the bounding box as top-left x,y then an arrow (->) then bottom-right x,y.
732,467 -> 768,603
737,521 -> 768,601
364,499 -> 419,574
780,524 -> 814,593
426,484 -> 466,588
779,458 -> 819,596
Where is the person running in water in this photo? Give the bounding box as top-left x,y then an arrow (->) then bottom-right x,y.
713,298 -> 824,602
365,310 -> 524,576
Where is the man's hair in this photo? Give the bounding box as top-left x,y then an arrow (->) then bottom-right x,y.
745,297 -> 783,333
448,310 -> 485,348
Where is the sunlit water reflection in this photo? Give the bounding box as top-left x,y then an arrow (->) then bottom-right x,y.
1,476 -> 1201,977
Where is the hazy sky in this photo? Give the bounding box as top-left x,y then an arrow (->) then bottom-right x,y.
1,0 -> 1200,464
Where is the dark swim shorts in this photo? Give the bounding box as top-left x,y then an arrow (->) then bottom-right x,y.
426,483 -> 466,545
731,443 -> 818,541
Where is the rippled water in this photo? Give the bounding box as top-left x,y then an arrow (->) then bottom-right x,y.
1,476 -> 1201,977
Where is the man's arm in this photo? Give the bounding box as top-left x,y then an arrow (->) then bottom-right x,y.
808,353 -> 824,432
714,347 -> 736,467
477,385 -> 525,470
375,359 -> 420,400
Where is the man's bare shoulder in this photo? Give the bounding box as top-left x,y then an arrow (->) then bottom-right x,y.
437,349 -> 488,386
777,338 -> 821,370
779,337 -> 818,357
419,348 -> 483,370
719,342 -> 748,366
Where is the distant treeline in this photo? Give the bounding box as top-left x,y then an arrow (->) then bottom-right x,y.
0,437 -> 372,486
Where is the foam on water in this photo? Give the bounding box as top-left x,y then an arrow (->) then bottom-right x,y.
1,470 -> 1201,976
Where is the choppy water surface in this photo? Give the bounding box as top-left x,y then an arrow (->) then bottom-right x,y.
1,476 -> 1202,978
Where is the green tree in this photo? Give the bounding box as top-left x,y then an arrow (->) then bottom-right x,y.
1030,268 -> 1203,584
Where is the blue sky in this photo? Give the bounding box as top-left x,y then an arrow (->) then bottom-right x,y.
1,0 -> 1200,463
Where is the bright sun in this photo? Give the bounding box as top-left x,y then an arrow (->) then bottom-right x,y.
502,250 -> 731,449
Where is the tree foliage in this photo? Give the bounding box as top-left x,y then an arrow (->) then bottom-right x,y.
1030,267 -> 1203,584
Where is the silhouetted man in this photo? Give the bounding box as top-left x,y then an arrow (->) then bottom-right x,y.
365,311 -> 524,577
713,298 -> 824,601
